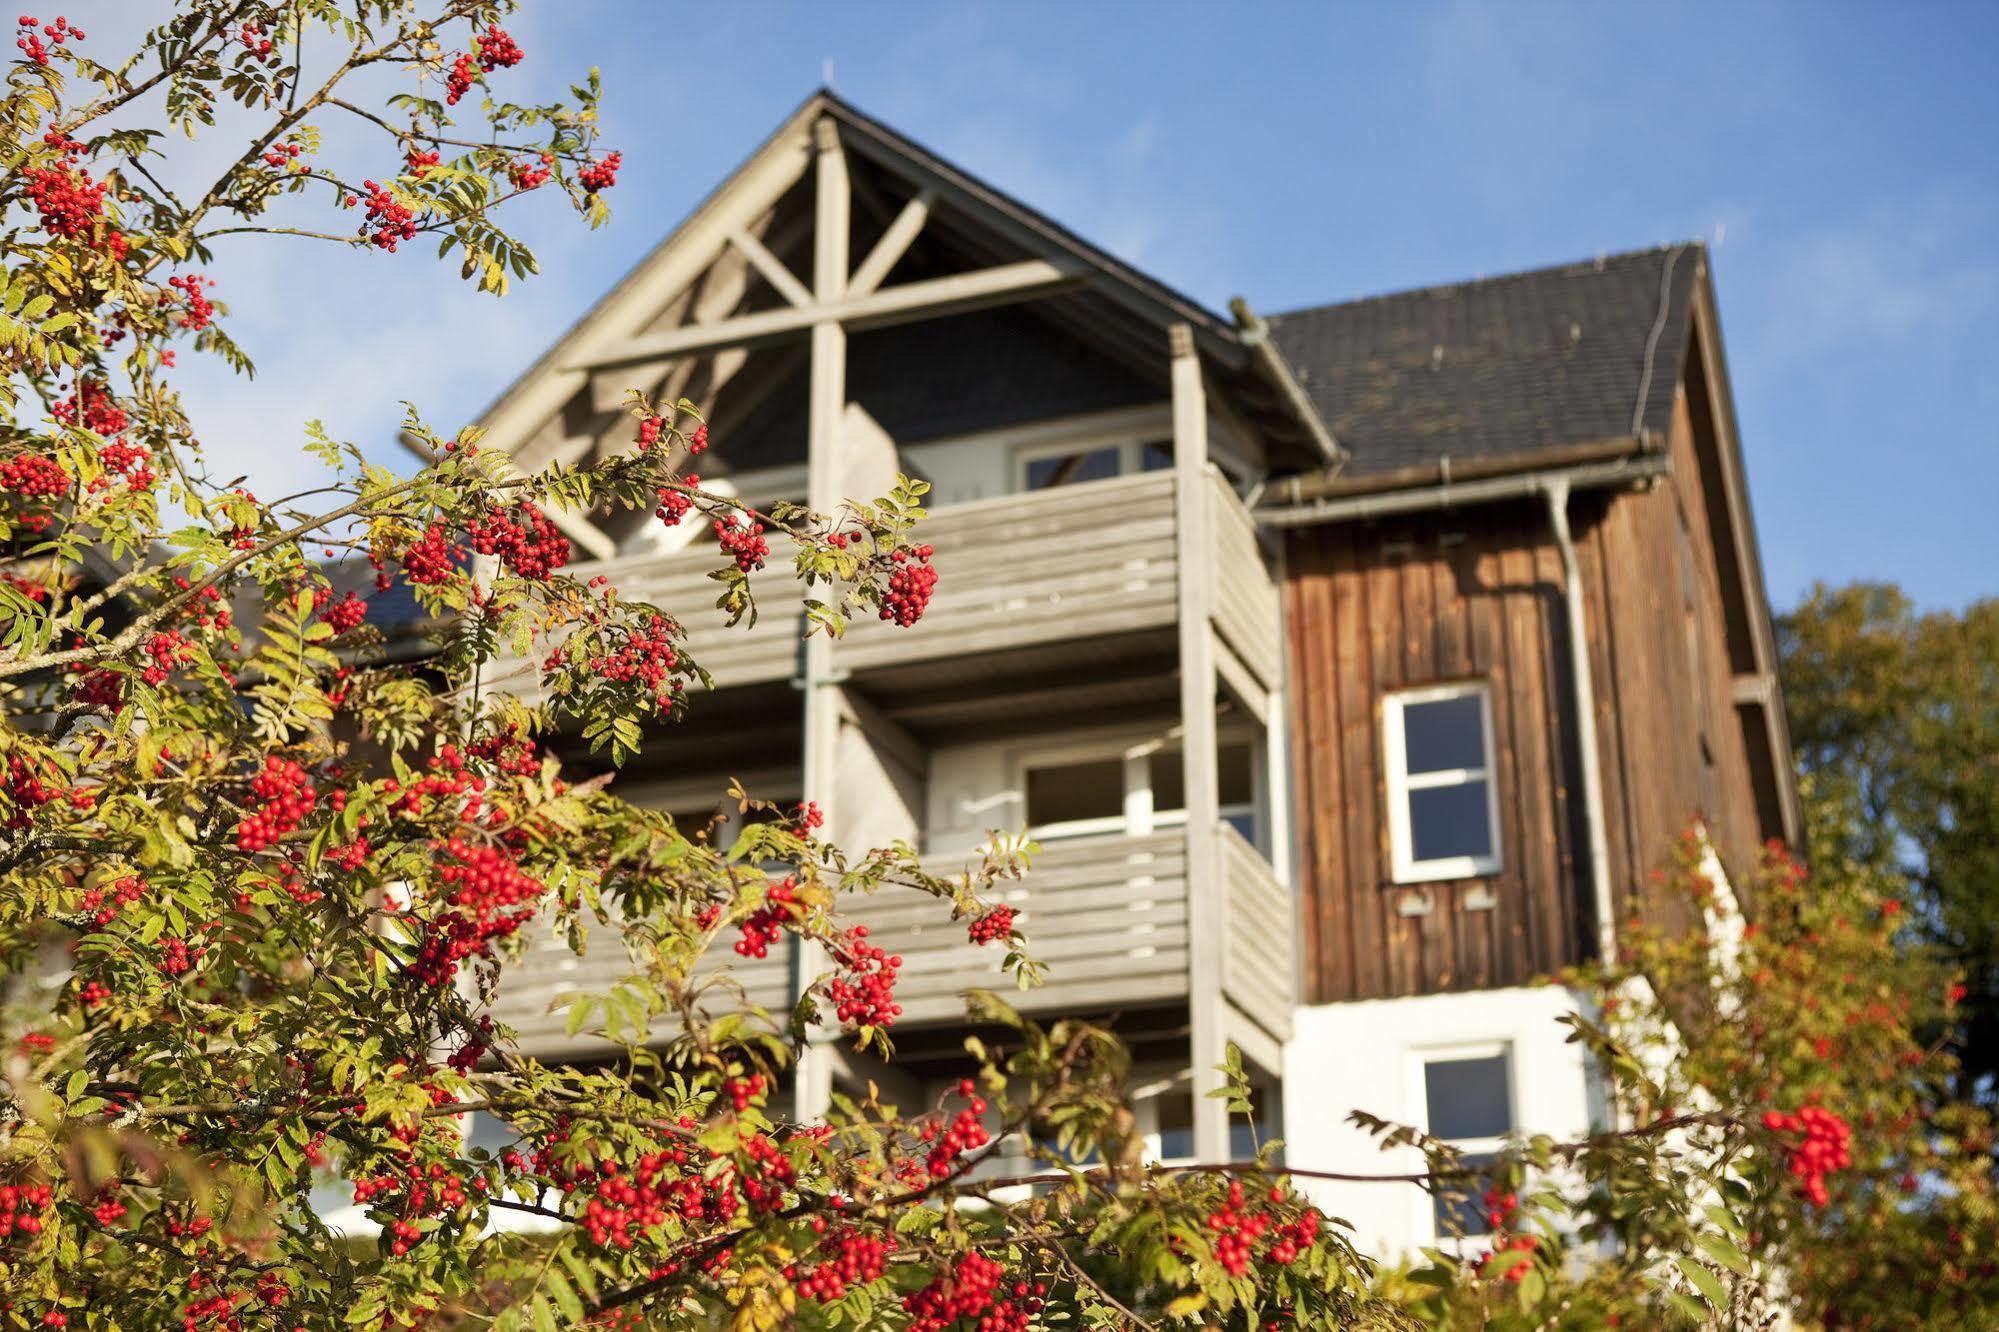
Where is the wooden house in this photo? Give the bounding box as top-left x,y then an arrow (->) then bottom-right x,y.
467,91 -> 1798,1257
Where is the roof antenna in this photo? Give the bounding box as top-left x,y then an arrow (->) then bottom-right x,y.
821,57 -> 835,89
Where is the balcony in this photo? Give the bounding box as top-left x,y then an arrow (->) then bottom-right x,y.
488,821 -> 1295,1060
549,465 -> 1283,701
874,824 -> 1294,1042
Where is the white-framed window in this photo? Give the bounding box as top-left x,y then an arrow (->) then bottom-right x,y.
1407,1043 -> 1515,1244
1020,738 -> 1256,844
1014,436 -> 1173,491
1382,681 -> 1502,883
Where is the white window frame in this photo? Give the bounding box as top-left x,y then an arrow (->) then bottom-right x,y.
1013,730 -> 1258,845
1382,681 -> 1503,883
1406,1041 -> 1516,1249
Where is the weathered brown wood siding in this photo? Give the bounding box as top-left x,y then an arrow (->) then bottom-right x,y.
1286,360 -> 1775,1003
1285,505 -> 1586,1002
1575,381 -> 1767,934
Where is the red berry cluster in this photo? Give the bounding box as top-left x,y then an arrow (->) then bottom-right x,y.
23,159 -> 106,239
715,516 -> 769,572
1205,1180 -> 1323,1277
141,629 -> 194,685
52,378 -> 128,436
1475,1232 -> 1539,1282
581,611 -> 683,710
166,273 -> 215,331
902,1252 -> 1043,1332
967,905 -> 1015,946
880,544 -> 938,627
0,452 -> 69,500
261,139 -> 303,169
827,926 -> 902,1029
404,148 -> 440,179
6,754 -> 91,826
159,935 -> 201,976
469,501 -> 570,580
688,423 -> 709,454
95,437 -> 154,492
235,756 -> 316,852
444,51 -> 477,104
402,523 -> 457,585
721,1073 -> 768,1112
578,152 -> 622,194
319,591 -> 368,634
509,153 -> 554,190
736,877 -> 798,959
0,1180 -> 52,1241
353,1158 -> 469,1255
914,1090 -> 991,1183
14,15 -> 79,66
410,838 -> 544,985
474,25 -> 523,71
357,179 -> 418,250
654,476 -> 695,527
793,800 -> 824,833
1763,1105 -> 1853,1207
792,1226 -> 895,1304
236,20 -> 275,63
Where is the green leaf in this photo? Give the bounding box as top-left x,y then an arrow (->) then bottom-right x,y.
1677,1257 -> 1729,1308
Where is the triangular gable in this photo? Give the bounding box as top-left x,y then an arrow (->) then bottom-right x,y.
463,89 -> 1339,524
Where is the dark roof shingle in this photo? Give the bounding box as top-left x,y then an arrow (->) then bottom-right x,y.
1269,244 -> 1702,479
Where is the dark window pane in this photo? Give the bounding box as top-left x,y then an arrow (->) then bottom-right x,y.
1431,1152 -> 1500,1237
1224,810 -> 1257,844
1026,758 -> 1125,827
1139,440 -> 1174,472
1408,781 -> 1493,863
1149,749 -> 1184,814
1424,1056 -> 1511,1140
1401,694 -> 1487,774
1219,743 -> 1255,806
1025,446 -> 1122,490
1150,743 -> 1252,815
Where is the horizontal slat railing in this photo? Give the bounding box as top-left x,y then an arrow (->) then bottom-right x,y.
1206,467 -> 1284,691
490,914 -> 793,1061
837,471 -> 1181,673
859,829 -> 1192,1025
1217,821 -> 1296,1041
566,543 -> 805,689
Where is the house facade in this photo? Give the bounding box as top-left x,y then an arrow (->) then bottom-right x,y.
475,91 -> 1798,1260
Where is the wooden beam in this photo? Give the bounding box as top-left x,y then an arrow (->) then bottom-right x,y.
1172,323 -> 1230,1165
796,114 -> 850,1125
475,125 -> 813,459
849,188 -> 933,297
728,226 -> 813,308
573,257 -> 1088,371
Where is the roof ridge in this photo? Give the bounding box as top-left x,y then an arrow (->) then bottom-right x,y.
1267,240 -> 1706,322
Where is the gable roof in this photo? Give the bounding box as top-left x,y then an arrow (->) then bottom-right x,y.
470,89 -> 1339,474
1268,244 -> 1701,479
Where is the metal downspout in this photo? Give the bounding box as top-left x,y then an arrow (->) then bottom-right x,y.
1542,478 -> 1619,961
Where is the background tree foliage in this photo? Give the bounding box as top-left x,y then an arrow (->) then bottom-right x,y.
1779,583 -> 1999,1096
0,4 -> 1980,1329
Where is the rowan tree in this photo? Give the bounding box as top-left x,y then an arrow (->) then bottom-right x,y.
0,4 -> 1959,1330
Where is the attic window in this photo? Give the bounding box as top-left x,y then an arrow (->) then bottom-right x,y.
1016,439 -> 1172,490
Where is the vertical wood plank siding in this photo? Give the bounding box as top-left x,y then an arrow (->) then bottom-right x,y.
1284,384 -> 1774,1003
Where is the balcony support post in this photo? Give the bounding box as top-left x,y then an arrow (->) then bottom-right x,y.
1171,323 -> 1231,1164
794,114 -> 851,1125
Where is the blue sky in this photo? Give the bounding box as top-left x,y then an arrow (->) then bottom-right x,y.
131,1 -> 1997,610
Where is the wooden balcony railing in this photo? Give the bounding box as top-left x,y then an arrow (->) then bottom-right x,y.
486,823 -> 1297,1057
491,915 -> 792,1061
534,465 -> 1282,696
1217,820 -> 1297,1041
